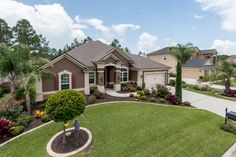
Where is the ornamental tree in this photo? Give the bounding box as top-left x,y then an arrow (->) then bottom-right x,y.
45,90 -> 86,144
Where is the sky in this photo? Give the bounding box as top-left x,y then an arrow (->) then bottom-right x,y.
0,0 -> 236,55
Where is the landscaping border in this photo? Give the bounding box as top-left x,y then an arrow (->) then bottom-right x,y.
46,127 -> 92,157
0,101 -> 203,147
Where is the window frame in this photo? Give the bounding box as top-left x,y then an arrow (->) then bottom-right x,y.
89,72 -> 96,85
120,67 -> 129,83
58,70 -> 72,90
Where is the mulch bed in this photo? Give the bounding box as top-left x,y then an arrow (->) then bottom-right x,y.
51,129 -> 89,153
23,118 -> 45,132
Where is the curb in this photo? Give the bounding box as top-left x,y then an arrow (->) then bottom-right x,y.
222,142 -> 236,157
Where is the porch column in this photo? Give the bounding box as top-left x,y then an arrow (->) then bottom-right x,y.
115,62 -> 121,91
35,77 -> 43,102
97,63 -> 105,93
84,71 -> 90,95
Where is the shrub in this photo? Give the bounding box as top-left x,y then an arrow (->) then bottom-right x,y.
169,79 -> 175,86
90,87 -> 97,94
0,99 -> 24,120
221,123 -> 236,135
0,118 -> 13,140
87,95 -> 96,104
129,87 -> 137,92
136,86 -> 142,91
137,91 -> 144,96
198,84 -> 209,91
159,98 -> 166,103
16,113 -> 33,126
149,97 -> 156,102
142,81 -> 146,90
140,96 -> 147,100
94,91 -> 103,99
12,125 -> 24,136
224,90 -> 236,97
183,101 -> 191,106
144,89 -> 151,95
34,110 -> 45,118
0,82 -> 11,93
0,88 -> 5,98
121,85 -> 128,91
156,84 -> 169,97
15,88 -> 25,100
193,85 -> 200,90
45,90 -> 86,122
169,72 -> 176,77
165,94 -> 180,105
41,114 -> 51,122
129,93 -> 134,97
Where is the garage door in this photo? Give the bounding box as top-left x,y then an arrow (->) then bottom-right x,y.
144,72 -> 166,88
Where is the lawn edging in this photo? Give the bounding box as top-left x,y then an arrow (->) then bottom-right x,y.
222,142 -> 236,157
0,101 -> 202,147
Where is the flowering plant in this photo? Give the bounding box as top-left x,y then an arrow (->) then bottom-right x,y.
0,98 -> 24,120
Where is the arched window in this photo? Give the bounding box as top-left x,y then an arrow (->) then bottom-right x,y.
58,70 -> 72,90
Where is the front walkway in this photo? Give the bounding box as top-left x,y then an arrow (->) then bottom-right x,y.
169,86 -> 236,117
105,89 -> 136,97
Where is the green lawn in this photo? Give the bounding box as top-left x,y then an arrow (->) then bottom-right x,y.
0,102 -> 235,157
184,84 -> 236,102
214,79 -> 236,87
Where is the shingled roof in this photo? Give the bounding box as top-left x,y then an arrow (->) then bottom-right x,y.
66,40 -> 169,70
183,58 -> 214,67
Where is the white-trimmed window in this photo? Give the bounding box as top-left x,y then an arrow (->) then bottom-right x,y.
89,72 -> 96,84
120,68 -> 128,82
58,70 -> 72,90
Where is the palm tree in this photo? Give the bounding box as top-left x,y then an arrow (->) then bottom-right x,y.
0,44 -> 30,93
169,43 -> 196,102
216,61 -> 236,93
19,56 -> 48,113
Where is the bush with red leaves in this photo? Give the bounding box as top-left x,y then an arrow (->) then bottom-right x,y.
165,94 -> 180,105
224,90 -> 236,98
0,118 -> 13,141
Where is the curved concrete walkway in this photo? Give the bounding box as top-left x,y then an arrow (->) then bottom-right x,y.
105,89 -> 136,97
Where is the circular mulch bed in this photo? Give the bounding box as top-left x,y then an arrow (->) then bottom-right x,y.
47,127 -> 92,157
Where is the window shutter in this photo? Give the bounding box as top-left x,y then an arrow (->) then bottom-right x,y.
54,76 -> 59,90
72,74 -> 76,89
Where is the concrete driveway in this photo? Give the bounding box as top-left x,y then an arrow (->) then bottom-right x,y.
169,86 -> 236,117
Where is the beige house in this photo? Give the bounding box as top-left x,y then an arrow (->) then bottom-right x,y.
147,47 -> 216,79
36,41 -> 170,102
227,55 -> 236,63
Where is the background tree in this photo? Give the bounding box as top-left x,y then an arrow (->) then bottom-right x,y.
216,60 -> 236,93
45,90 -> 86,144
110,39 -> 130,52
170,43 -> 196,102
0,19 -> 13,45
0,44 -> 30,93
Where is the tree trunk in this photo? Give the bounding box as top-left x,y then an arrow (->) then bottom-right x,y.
25,90 -> 31,114
225,77 -> 231,93
62,122 -> 66,144
175,62 -> 182,103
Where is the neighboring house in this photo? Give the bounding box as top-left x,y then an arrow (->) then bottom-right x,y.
227,55 -> 236,63
147,47 -> 216,79
35,41 -> 170,102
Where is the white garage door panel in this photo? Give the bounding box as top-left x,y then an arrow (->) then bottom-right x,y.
144,72 -> 165,88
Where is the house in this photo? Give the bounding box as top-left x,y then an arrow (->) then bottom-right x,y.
227,55 -> 236,63
147,47 -> 216,79
35,41 -> 170,102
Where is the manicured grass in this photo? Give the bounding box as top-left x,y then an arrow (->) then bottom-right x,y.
0,102 -> 235,157
184,84 -> 236,102
214,80 -> 236,87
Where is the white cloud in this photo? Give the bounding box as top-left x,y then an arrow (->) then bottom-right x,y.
210,39 -> 236,55
196,0 -> 236,31
83,18 -> 140,38
0,0 -> 86,48
137,32 -> 159,52
96,38 -> 110,44
193,13 -> 203,19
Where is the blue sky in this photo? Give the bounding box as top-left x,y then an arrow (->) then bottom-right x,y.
1,0 -> 236,55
